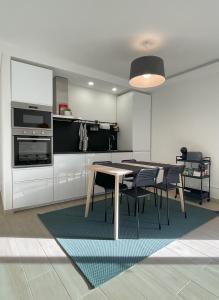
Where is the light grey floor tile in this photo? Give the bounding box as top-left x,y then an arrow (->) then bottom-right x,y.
178,281 -> 219,300
28,269 -> 71,300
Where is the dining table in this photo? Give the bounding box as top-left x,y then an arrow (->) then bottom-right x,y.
84,161 -> 185,240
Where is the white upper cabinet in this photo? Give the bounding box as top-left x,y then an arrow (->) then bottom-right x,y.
11,60 -> 53,106
117,91 -> 151,152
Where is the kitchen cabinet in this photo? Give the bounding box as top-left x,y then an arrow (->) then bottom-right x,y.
117,91 -> 151,152
11,60 -> 53,106
12,166 -> 54,209
13,179 -> 53,209
54,154 -> 86,201
133,151 -> 151,161
111,152 -> 133,163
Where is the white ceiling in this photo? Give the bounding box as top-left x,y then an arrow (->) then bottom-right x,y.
1,0 -> 219,83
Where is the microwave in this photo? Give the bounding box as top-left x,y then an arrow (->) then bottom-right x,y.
12,102 -> 52,131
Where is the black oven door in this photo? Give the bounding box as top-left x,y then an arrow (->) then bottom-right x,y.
13,108 -> 52,129
14,136 -> 52,167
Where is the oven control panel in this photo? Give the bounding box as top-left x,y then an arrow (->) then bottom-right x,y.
12,128 -> 52,137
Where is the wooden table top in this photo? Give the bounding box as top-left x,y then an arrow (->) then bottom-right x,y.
86,162 -> 163,176
86,164 -> 133,176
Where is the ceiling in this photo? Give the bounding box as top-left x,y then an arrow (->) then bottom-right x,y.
1,0 -> 219,83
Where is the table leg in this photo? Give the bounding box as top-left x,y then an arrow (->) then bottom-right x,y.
85,170 -> 95,217
114,175 -> 120,240
179,175 -> 185,213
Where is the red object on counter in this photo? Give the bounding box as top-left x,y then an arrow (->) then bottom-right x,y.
59,103 -> 68,115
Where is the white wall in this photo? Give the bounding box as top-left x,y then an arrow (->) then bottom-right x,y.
0,52 -> 2,192
68,84 -> 117,122
151,72 -> 219,199
0,54 -> 13,209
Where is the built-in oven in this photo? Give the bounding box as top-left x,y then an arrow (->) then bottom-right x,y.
12,102 -> 52,131
13,133 -> 53,167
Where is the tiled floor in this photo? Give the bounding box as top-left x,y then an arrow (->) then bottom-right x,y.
0,195 -> 219,299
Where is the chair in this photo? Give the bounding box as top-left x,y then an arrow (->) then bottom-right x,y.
156,165 -> 186,225
121,159 -> 137,183
91,161 -> 127,222
121,168 -> 160,238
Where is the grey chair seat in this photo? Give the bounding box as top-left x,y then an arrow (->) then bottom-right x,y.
104,183 -> 128,192
156,183 -> 178,191
122,187 -> 152,198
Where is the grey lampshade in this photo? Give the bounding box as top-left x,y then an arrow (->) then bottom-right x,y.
129,56 -> 165,88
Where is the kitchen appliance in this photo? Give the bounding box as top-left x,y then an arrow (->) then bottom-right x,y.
13,130 -> 52,167
12,102 -> 52,132
12,102 -> 53,167
187,151 -> 203,161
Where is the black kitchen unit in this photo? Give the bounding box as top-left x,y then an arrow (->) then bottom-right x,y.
53,119 -> 117,153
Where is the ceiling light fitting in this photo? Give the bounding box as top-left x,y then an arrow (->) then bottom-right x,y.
129,56 -> 165,88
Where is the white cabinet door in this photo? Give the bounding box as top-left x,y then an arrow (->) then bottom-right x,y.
111,152 -> 133,163
117,91 -> 151,152
13,166 -> 53,182
54,154 -> 86,201
133,151 -> 151,161
117,92 -> 133,151
12,166 -> 54,209
132,93 -> 151,152
11,60 -> 53,106
13,179 -> 53,209
85,153 -> 112,195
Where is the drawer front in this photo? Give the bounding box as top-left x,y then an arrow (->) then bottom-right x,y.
111,152 -> 133,163
85,153 -> 112,167
54,174 -> 86,202
133,151 -> 151,162
54,154 -> 85,177
13,166 -> 54,182
13,179 -> 53,209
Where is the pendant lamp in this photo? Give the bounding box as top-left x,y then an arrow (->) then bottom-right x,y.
129,56 -> 165,88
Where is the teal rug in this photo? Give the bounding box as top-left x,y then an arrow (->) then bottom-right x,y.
39,197 -> 217,288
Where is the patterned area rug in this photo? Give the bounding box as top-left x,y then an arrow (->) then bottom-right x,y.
39,197 -> 217,287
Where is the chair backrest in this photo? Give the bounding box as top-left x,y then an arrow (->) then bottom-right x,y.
164,165 -> 184,185
93,161 -> 114,188
121,159 -> 137,163
133,168 -> 159,188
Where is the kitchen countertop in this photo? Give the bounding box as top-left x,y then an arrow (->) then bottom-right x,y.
54,150 -> 133,154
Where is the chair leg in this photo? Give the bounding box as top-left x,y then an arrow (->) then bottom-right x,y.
166,190 -> 170,225
104,191 -> 107,223
155,188 -> 161,230
154,187 -> 157,207
142,197 -> 145,213
134,198 -> 137,216
111,190 -> 114,224
160,189 -> 163,209
136,197 -> 140,238
181,187 -> 187,219
91,185 -> 95,211
126,195 -> 130,216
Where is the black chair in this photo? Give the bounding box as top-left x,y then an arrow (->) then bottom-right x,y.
156,165 -> 186,225
91,161 -> 127,222
121,159 -> 137,183
121,168 -> 160,238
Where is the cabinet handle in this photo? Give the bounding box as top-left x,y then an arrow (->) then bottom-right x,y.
17,137 -> 51,141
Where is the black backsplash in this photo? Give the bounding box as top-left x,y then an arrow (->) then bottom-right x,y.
53,120 -> 117,153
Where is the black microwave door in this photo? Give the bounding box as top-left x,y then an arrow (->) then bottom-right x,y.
13,108 -> 51,129
14,136 -> 52,166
